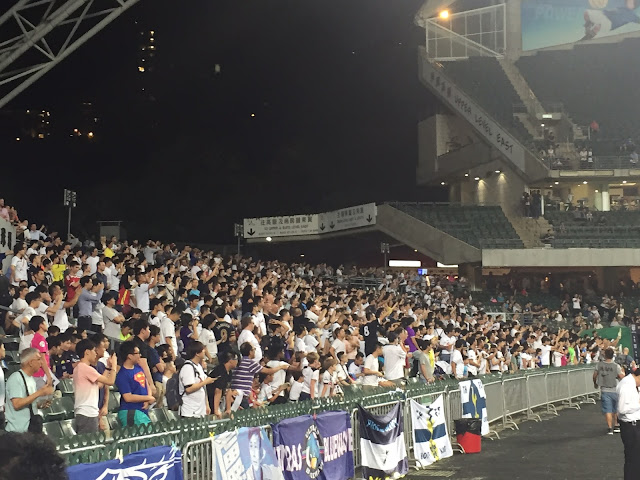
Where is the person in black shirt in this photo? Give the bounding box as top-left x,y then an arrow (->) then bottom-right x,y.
213,316 -> 235,356
207,351 -> 238,418
360,315 -> 379,356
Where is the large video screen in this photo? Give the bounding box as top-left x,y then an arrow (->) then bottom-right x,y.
522,0 -> 640,51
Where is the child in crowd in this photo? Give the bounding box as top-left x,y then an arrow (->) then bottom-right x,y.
288,371 -> 304,402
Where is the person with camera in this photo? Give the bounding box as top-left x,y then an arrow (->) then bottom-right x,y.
4,348 -> 54,433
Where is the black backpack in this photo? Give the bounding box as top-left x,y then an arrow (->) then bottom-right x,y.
165,361 -> 198,411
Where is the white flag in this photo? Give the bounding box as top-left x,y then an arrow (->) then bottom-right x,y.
410,396 -> 453,467
460,379 -> 489,436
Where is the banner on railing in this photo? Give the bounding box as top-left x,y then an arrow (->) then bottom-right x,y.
460,379 -> 489,436
213,426 -> 283,480
358,402 -> 408,480
67,446 -> 182,480
272,410 -> 354,480
410,396 -> 453,467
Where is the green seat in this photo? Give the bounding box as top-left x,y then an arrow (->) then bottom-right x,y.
60,419 -> 76,436
41,397 -> 67,422
108,391 -> 120,413
42,421 -> 64,439
107,413 -> 120,430
59,378 -> 74,396
59,395 -> 75,420
148,408 -> 169,423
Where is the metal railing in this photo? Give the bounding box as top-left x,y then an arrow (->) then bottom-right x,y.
548,155 -> 639,170
56,365 -> 600,476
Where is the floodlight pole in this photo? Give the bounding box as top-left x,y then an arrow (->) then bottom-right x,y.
380,242 -> 390,275
234,223 -> 244,257
63,189 -> 77,241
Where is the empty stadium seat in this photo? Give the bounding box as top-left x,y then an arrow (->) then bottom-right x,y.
395,204 -> 524,248
59,378 -> 74,396
545,211 -> 640,248
42,421 -> 65,439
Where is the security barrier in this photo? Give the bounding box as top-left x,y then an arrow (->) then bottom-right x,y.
55,365 -> 601,477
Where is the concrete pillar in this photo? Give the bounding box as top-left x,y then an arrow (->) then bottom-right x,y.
602,184 -> 610,212
459,262 -> 483,291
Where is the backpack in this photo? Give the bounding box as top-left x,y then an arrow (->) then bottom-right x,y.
165,361 -> 198,411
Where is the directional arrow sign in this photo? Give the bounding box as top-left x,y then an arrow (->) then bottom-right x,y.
320,224 -> 326,231
366,215 -> 373,222
247,229 -> 255,236
329,222 -> 335,229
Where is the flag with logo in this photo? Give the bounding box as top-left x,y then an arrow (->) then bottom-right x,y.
410,396 -> 453,467
460,379 -> 489,435
358,402 -> 408,479
213,427 -> 283,480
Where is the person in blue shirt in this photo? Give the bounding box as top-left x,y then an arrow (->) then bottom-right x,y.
115,341 -> 155,427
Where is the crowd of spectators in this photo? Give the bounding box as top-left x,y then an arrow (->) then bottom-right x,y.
0,230 -> 632,439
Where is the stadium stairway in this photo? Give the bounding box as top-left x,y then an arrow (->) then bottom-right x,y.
503,211 -> 552,249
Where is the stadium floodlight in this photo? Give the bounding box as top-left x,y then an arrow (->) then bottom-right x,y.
439,10 -> 449,19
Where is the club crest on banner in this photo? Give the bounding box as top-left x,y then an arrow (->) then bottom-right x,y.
303,424 -> 325,479
460,379 -> 489,436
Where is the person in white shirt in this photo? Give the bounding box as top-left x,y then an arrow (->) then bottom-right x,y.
450,339 -> 466,379
10,244 -> 28,286
133,271 -> 157,313
161,308 -> 180,356
348,352 -> 365,384
266,347 -> 290,404
179,342 -> 216,418
199,315 -> 218,363
466,339 -> 480,376
237,315 -> 262,363
382,332 -> 408,385
330,327 -> 347,359
616,369 -> 640,478
540,337 -> 552,367
319,358 -> 337,398
362,343 -> 393,389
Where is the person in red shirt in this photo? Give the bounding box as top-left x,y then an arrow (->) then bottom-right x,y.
65,260 -> 82,300
30,315 -> 53,390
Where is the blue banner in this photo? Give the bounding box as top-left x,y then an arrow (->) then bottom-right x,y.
272,411 -> 354,480
213,426 -> 283,480
67,446 -> 182,480
522,0 -> 640,51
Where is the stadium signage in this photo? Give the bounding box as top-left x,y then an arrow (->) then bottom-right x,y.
243,203 -> 377,239
422,61 -> 526,171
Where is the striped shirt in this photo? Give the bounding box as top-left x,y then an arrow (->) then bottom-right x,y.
230,356 -> 262,396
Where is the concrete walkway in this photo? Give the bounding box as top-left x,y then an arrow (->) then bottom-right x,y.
408,403 -> 624,480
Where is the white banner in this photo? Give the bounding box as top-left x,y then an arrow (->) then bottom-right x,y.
459,379 -> 490,436
421,60 -> 526,172
410,396 -> 453,468
243,203 -> 376,239
243,214 -> 319,239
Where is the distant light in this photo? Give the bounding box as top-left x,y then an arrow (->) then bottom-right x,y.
437,262 -> 459,268
149,37 -> 154,42
542,114 -> 553,119
595,189 -> 599,193
26,109 -> 29,113
138,66 -> 145,72
300,254 -> 305,257
549,185 -> 553,188
149,45 -> 155,50
541,123 -> 545,127
250,113 -> 255,117
583,181 -> 588,184
15,137 -> 20,141
389,260 -> 421,268
474,176 -> 480,181
464,173 -> 469,177
414,249 -> 418,252
623,180 -> 628,184
495,170 -> 501,174
38,133 -> 44,139
150,30 -> 155,35
87,132 -> 94,138
266,237 -> 272,242
554,181 -> 559,185
441,181 -> 446,185
439,10 -> 449,19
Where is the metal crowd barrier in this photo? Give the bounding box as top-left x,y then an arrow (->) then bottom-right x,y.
54,365 -> 602,478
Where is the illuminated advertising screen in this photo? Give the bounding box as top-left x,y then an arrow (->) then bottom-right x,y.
522,0 -> 640,51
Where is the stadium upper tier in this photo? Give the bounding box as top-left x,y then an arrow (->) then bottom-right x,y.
516,38 -> 640,144
394,204 -> 524,249
545,210 -> 640,249
441,57 -> 535,150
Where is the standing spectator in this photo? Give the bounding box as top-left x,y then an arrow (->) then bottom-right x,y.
594,348 -> 625,435
77,276 -> 103,332
230,343 -> 288,409
73,339 -> 118,434
10,244 -> 28,287
114,341 -> 155,427
29,316 -> 52,390
179,341 -> 215,418
134,270 -> 158,315
4,348 -> 54,433
103,293 -> 126,339
413,339 -> 435,383
208,351 -> 238,418
616,367 -> 640,479
147,325 -> 165,406
451,339 -> 467,380
238,314 -> 262,363
362,343 -> 386,390
382,332 -> 408,385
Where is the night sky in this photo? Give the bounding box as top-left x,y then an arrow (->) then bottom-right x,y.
1,0 -> 441,243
